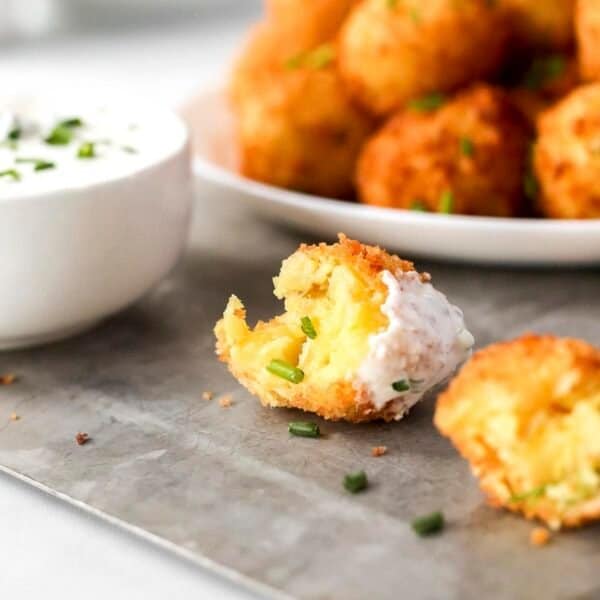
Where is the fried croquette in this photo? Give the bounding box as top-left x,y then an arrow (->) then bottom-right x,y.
534,83 -> 600,219
435,334 -> 600,530
215,235 -> 473,423
500,0 -> 575,51
230,26 -> 374,198
507,53 -> 580,125
265,0 -> 358,45
356,85 -> 531,216
337,0 -> 508,116
576,0 -> 600,82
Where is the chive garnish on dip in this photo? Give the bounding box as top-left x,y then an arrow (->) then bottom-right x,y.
59,117 -> 83,128
78,142 -> 96,159
8,126 -> 21,141
266,359 -> 305,383
288,421 -> 320,438
45,125 -> 73,145
412,511 -> 444,536
392,379 -> 410,392
16,158 -> 55,171
0,169 -> 21,181
301,316 -> 317,339
344,470 -> 368,493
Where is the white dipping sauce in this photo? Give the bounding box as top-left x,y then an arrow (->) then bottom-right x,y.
356,270 -> 474,419
0,98 -> 181,198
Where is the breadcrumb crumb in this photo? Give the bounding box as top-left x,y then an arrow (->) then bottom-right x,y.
1,374 -> 17,385
219,395 -> 233,408
371,445 -> 388,457
9,412 -> 19,421
530,527 -> 551,547
202,391 -> 213,401
75,432 -> 90,446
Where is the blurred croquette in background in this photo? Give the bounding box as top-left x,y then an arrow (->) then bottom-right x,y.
229,0 -> 600,220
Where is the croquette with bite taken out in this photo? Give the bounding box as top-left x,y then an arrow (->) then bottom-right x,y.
215,235 -> 474,423
435,334 -> 600,530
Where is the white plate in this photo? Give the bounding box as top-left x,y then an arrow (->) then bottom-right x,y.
190,89 -> 600,266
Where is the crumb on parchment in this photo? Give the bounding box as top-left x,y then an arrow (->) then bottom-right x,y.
75,432 -> 90,446
202,391 -> 213,401
9,412 -> 19,421
0,374 -> 17,385
219,395 -> 233,408
530,527 -> 551,547
371,446 -> 388,457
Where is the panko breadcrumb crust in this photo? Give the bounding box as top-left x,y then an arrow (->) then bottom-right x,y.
435,334 -> 600,529
215,234 -> 424,423
357,85 -> 531,216
534,84 -> 600,219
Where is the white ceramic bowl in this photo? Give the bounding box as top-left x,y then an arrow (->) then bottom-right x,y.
0,99 -> 192,350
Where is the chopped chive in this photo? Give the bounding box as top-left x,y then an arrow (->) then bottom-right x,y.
412,511 -> 444,536
288,421 -> 320,438
285,44 -> 335,70
524,55 -> 566,90
439,190 -> 454,214
392,379 -> 410,392
300,316 -> 317,339
509,485 -> 546,503
7,126 -> 21,141
77,141 -> 96,159
344,470 -> 368,493
16,158 -> 55,171
59,117 -> 83,128
0,169 -> 21,181
459,137 -> 475,157
386,0 -> 398,8
45,125 -> 72,145
122,145 -> 138,154
266,359 -> 304,384
409,92 -> 446,112
409,7 -> 420,23
410,200 -> 428,212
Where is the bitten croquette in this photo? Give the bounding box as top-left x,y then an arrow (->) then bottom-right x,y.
215,235 -> 472,423
435,334 -> 600,530
338,0 -> 508,116
356,85 -> 531,216
534,83 -> 600,218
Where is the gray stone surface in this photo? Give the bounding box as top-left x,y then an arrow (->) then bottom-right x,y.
1,187 -> 599,600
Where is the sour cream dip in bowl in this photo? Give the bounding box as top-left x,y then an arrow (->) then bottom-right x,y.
0,95 -> 192,350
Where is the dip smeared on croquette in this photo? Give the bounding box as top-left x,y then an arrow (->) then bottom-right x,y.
215,235 -> 473,423
356,270 -> 473,417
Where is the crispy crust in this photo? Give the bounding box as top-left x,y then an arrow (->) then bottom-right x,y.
338,0 -> 508,116
229,24 -> 374,199
576,0 -> 600,82
435,334 -> 600,529
357,85 -> 531,216
215,235 -> 421,423
534,83 -> 600,219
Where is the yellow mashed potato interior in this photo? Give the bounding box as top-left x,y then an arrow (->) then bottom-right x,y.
217,248 -> 388,395
436,336 -> 600,527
